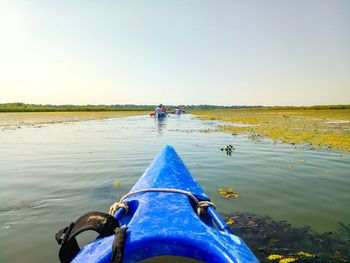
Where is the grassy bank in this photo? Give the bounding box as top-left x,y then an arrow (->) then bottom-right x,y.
0,111 -> 148,129
192,108 -> 350,152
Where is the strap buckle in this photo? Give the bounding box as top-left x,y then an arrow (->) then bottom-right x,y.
55,222 -> 74,245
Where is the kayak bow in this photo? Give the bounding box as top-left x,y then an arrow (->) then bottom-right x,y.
73,145 -> 259,262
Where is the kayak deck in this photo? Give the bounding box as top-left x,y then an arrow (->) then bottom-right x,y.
73,145 -> 259,263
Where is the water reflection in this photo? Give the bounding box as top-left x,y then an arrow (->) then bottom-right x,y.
154,117 -> 167,135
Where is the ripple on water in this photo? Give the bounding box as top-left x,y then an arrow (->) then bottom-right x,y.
0,200 -> 44,213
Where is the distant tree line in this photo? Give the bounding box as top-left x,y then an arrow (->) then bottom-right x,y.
259,105 -> 350,110
0,103 -> 348,112
0,103 -> 153,112
0,103 -> 262,112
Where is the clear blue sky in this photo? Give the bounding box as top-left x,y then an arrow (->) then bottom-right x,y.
0,0 -> 349,106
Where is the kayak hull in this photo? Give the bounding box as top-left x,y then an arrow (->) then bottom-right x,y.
73,145 -> 259,263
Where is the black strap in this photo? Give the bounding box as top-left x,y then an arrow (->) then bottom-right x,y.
111,227 -> 128,263
55,211 -> 119,263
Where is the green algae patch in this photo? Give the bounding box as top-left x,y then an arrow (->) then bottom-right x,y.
0,111 -> 149,130
192,109 -> 350,152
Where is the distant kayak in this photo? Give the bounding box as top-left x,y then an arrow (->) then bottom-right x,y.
150,112 -> 167,118
58,145 -> 259,262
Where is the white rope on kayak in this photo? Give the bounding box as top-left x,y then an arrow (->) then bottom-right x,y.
197,201 -> 216,216
109,188 -> 216,216
109,202 -> 129,216
119,188 -> 199,203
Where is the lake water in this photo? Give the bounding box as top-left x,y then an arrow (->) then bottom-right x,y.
0,114 -> 349,262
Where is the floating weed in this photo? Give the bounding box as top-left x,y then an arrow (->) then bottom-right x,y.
218,187 -> 239,198
226,217 -> 237,225
113,181 -> 120,187
296,251 -> 314,258
220,145 -> 235,156
267,254 -> 284,260
288,165 -> 294,169
267,253 -> 314,263
295,160 -> 305,163
268,253 -> 314,262
248,132 -> 263,141
279,258 -> 297,263
199,128 -> 217,133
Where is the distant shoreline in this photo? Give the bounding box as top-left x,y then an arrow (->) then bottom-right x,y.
0,103 -> 349,112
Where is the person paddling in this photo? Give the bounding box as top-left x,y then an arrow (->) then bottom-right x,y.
161,104 -> 167,114
154,104 -> 164,118
174,107 -> 181,115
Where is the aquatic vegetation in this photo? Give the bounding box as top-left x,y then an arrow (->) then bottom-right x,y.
226,217 -> 236,225
220,145 -> 235,155
199,128 -> 218,133
113,181 -> 120,187
218,188 -> 239,198
247,220 -> 257,227
296,251 -> 314,258
338,222 -> 350,239
225,212 -> 350,262
279,258 -> 296,263
0,111 -> 148,130
267,254 -> 284,260
193,108 -> 350,152
248,132 -> 263,141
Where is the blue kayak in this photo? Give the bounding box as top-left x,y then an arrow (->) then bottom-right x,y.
72,145 -> 259,262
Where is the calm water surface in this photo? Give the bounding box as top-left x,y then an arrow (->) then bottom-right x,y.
0,114 -> 349,262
